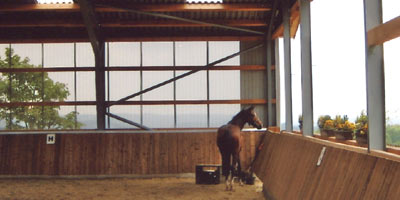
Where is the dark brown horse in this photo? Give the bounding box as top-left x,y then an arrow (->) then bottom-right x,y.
217,106 -> 262,191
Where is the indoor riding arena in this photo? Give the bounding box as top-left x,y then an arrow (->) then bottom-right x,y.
1,0 -> 400,200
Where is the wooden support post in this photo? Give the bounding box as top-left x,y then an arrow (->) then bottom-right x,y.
300,0 -> 313,136
283,0 -> 293,132
364,0 -> 386,151
77,0 -> 106,130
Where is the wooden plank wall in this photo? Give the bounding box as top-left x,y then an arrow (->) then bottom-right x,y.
253,132 -> 400,200
0,131 -> 263,176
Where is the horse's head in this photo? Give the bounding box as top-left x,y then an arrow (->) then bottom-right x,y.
242,106 -> 263,129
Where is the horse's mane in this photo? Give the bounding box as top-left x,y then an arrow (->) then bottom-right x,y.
228,110 -> 245,125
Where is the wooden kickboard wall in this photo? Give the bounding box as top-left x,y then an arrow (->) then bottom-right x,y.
253,132 -> 400,200
0,131 -> 263,176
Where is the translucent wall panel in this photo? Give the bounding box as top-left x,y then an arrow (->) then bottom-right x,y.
176,105 -> 207,128
209,71 -> 240,100
142,71 -> 174,100
108,71 -> 141,101
142,105 -> 174,128
175,42 -> 207,66
176,71 -> 207,100
43,43 -> 74,67
209,104 -> 241,128
76,43 -> 95,67
108,42 -> 141,67
209,41 -> 240,66
47,72 -> 75,101
108,105 -> 141,129
11,44 -> 42,66
77,105 -> 96,129
76,72 -> 95,101
142,42 -> 173,66
0,44 -> 8,60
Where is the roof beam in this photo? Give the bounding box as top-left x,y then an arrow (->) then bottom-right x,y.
77,0 -> 102,56
0,19 -> 267,28
96,3 -> 264,35
367,15 -> 400,46
272,1 -> 300,39
0,3 -> 271,12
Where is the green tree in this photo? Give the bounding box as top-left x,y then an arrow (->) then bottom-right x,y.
0,47 -> 83,129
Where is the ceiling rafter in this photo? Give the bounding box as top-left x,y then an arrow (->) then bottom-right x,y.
0,3 -> 271,12
76,0 -> 103,56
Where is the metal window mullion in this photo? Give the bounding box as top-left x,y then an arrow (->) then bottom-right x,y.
363,0 -> 386,151
140,42 -> 144,126
41,43 -> 45,130
74,43 -> 78,129
8,43 -> 12,129
300,0 -> 314,136
283,0 -> 293,132
275,39 -> 281,130
173,41 -> 177,128
206,41 -> 210,128
106,42 -> 110,129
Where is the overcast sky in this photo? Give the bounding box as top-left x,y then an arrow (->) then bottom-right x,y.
279,0 -> 400,129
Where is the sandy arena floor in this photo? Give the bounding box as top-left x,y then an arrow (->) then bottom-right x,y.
0,176 -> 264,200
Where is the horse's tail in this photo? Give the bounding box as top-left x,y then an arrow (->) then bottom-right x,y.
221,151 -> 232,177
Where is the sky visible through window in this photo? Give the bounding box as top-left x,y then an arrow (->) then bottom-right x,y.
279,0 -> 400,133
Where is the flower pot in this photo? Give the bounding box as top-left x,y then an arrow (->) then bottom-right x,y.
355,131 -> 368,144
321,129 -> 335,138
335,130 -> 353,140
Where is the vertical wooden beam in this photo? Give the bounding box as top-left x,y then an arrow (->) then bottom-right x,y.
283,0 -> 293,132
300,0 -> 313,136
364,0 -> 386,151
275,39 -> 281,129
77,0 -> 106,130
266,0 -> 279,127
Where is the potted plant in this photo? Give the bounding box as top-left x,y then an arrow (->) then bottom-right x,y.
355,111 -> 368,144
318,115 -> 333,138
334,115 -> 355,140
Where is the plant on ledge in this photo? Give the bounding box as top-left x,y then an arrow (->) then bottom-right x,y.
334,115 -> 355,140
355,111 -> 368,144
318,115 -> 333,138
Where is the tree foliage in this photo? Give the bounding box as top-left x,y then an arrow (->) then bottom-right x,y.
0,47 -> 83,129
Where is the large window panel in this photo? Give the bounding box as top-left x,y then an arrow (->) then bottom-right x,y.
43,43 -> 74,68
108,105 -> 141,129
209,70 -> 240,100
209,104 -> 241,128
142,71 -> 174,100
108,71 -> 141,101
77,105 -> 97,129
209,41 -> 240,66
76,72 -> 95,101
142,105 -> 174,128
175,42 -> 207,66
11,44 -> 42,66
46,72 -> 75,102
142,42 -> 173,66
76,43 -> 95,67
176,105 -> 207,128
108,42 -> 141,67
176,71 -> 207,100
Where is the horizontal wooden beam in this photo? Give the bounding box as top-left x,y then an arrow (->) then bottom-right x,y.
0,35 -> 263,43
0,65 -> 269,73
367,15 -> 400,46
0,99 -> 273,107
0,3 -> 271,12
0,19 -> 267,28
